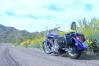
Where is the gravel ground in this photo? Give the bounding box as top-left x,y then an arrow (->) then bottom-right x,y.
0,43 -> 99,66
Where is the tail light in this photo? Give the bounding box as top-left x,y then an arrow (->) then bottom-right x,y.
76,36 -> 83,42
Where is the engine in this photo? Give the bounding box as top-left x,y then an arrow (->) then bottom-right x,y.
57,37 -> 66,48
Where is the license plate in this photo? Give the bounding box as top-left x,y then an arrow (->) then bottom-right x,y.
82,41 -> 88,48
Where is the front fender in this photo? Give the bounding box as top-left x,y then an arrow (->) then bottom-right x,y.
42,40 -> 50,45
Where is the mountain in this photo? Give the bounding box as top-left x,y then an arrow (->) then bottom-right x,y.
0,24 -> 33,43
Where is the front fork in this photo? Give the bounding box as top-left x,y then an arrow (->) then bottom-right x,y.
44,39 -> 59,53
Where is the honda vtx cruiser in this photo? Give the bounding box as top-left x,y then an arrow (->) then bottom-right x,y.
42,22 -> 88,59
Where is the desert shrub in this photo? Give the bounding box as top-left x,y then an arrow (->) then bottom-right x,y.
77,18 -> 99,51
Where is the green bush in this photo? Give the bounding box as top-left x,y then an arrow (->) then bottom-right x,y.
87,35 -> 99,50
29,43 -> 41,48
77,18 -> 99,51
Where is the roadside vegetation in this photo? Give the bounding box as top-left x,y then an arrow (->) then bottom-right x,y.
18,31 -> 66,48
77,18 -> 99,51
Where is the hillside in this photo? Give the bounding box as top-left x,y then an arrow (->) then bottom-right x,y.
0,24 -> 33,43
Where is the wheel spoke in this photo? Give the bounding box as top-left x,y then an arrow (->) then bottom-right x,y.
67,47 -> 81,59
43,42 -> 51,54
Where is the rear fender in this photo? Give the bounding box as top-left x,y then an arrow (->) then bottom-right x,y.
72,37 -> 87,50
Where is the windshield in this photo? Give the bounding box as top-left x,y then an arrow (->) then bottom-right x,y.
44,27 -> 59,37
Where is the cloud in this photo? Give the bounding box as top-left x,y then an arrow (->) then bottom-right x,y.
84,4 -> 92,11
45,4 -> 62,11
5,11 -> 16,16
0,0 -> 99,32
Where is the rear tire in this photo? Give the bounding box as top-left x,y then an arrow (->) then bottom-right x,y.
67,48 -> 82,59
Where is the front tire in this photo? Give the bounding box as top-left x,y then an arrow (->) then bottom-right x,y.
42,42 -> 52,54
67,48 -> 82,59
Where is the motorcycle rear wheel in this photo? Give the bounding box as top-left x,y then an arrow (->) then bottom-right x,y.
67,48 -> 81,59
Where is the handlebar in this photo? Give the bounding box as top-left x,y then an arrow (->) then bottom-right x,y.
45,24 -> 60,31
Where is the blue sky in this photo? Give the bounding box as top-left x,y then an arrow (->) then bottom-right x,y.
0,0 -> 99,32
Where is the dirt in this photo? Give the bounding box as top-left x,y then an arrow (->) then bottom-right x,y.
0,43 -> 99,66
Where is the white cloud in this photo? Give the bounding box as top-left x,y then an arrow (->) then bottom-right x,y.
0,0 -> 99,32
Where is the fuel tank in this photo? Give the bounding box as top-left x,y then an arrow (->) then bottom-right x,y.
47,33 -> 59,39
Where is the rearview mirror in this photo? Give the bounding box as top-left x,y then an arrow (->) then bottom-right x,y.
71,22 -> 76,30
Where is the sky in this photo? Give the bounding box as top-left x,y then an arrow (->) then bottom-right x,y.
0,0 -> 99,32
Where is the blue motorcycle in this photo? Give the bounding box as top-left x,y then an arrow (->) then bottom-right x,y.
42,22 -> 88,59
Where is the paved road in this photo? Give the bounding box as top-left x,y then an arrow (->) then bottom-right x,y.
0,43 -> 99,66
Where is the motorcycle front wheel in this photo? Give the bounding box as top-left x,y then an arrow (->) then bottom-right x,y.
42,42 -> 52,54
67,47 -> 82,59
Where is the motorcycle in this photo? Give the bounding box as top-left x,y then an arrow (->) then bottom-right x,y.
42,22 -> 88,59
